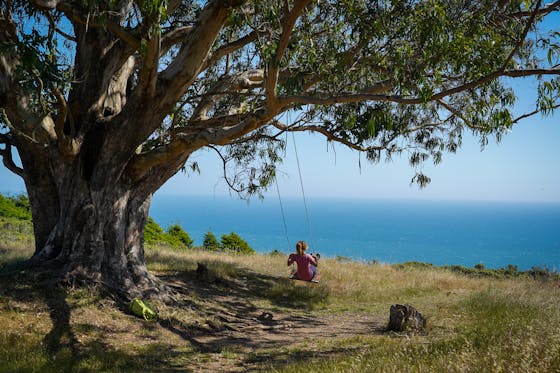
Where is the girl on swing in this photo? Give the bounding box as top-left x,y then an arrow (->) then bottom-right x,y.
288,240 -> 319,282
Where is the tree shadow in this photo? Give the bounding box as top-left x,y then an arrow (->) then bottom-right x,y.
153,255 -> 330,310
41,284 -> 79,360
0,261 -> 81,368
152,259 -> 345,358
242,344 -> 367,371
0,253 -> 377,371
0,260 -> 172,371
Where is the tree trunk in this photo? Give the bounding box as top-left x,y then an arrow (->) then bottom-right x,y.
23,149 -> 165,300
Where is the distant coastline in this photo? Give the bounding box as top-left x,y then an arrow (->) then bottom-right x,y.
150,194 -> 560,271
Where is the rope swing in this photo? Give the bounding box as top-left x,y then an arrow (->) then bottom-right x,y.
275,126 -> 315,251
291,131 -> 314,250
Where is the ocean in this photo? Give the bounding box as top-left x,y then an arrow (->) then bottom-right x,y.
149,195 -> 560,271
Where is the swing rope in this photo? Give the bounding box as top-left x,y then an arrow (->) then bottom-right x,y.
275,174 -> 290,248
291,131 -> 314,250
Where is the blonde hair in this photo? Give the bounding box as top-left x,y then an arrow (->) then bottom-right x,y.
296,240 -> 308,255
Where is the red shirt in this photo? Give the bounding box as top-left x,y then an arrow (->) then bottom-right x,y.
288,253 -> 317,281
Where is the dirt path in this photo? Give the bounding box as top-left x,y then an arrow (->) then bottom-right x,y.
183,304 -> 387,372
157,272 -> 389,372
191,300 -> 386,348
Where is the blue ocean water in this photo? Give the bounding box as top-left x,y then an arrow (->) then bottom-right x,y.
149,195 -> 560,271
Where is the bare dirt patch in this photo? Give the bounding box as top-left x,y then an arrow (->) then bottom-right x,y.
149,268 -> 388,372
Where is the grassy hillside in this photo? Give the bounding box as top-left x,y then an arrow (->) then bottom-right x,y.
1,229 -> 559,372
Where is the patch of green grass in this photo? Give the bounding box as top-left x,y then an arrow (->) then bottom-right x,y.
0,216 -> 34,255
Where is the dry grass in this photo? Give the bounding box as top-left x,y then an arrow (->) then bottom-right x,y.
1,242 -> 559,372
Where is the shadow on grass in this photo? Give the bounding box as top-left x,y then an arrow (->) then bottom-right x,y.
0,260 -> 159,372
151,254 -> 334,355
0,252 -> 336,371
243,344 -> 367,371
151,253 -> 330,311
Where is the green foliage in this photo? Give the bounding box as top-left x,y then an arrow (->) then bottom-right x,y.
2,0 -> 559,199
166,224 -> 194,249
0,194 -> 32,221
144,218 -> 193,250
144,217 -> 165,245
220,232 -> 255,254
202,231 -> 220,251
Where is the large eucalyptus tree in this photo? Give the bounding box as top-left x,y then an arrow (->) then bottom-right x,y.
0,0 -> 558,297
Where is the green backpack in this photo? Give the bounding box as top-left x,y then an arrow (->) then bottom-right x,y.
130,298 -> 158,321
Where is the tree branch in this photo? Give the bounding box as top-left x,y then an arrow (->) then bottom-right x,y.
57,2 -> 141,49
509,0 -> 560,19
277,68 -> 560,107
0,134 -> 24,177
207,144 -> 246,194
270,120 -> 382,152
52,86 -> 78,155
158,0 -> 246,91
138,30 -> 161,98
160,26 -> 192,55
0,109 -> 43,144
436,99 -> 483,130
265,0 -> 312,109
191,69 -> 264,120
512,103 -> 560,123
126,136 -> 204,182
502,0 -> 541,71
45,12 -> 76,42
204,31 -> 260,69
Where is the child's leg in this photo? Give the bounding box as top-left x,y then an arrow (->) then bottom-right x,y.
290,264 -> 298,279
310,265 -> 319,281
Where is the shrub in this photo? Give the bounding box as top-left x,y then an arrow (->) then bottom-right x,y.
203,231 -> 220,251
166,224 -> 194,249
0,194 -> 32,221
474,263 -> 485,270
220,232 -> 254,254
504,264 -> 518,275
144,217 -> 165,244
144,219 -> 193,249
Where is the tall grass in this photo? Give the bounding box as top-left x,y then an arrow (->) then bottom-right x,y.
263,279 -> 560,372
1,241 -> 559,372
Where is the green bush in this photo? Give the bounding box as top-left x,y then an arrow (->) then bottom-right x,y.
220,232 -> 254,254
144,218 -> 193,249
203,231 -> 220,251
0,194 -> 32,221
166,224 -> 193,249
144,217 -> 165,244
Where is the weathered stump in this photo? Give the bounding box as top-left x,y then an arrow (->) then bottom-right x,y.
388,304 -> 426,332
196,262 -> 209,279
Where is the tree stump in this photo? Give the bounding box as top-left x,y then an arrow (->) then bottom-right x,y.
196,262 -> 209,279
388,304 -> 426,332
